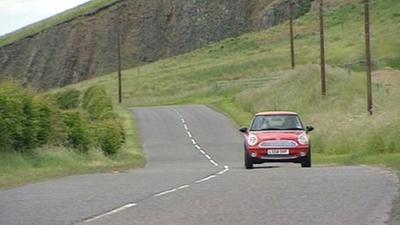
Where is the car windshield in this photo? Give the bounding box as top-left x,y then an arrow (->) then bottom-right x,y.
250,115 -> 304,131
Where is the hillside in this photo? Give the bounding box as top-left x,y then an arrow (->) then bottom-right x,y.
66,0 -> 400,168
0,0 -> 311,89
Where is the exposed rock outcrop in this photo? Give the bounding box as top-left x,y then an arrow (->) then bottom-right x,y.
0,0 -> 311,89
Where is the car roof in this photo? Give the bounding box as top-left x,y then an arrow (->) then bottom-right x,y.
255,111 -> 298,116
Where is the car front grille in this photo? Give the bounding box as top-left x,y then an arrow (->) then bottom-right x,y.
258,140 -> 298,148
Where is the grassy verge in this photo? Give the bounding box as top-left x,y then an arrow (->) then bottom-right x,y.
314,153 -> 400,171
0,105 -> 144,190
207,94 -> 400,172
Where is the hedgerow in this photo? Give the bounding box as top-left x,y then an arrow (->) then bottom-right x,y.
0,83 -> 124,156
83,85 -> 124,155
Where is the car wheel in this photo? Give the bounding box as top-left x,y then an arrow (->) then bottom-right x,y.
301,150 -> 312,168
245,149 -> 254,169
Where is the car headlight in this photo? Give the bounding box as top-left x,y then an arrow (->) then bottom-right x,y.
247,134 -> 258,146
298,133 -> 309,145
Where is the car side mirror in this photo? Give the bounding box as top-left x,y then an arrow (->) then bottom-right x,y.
306,126 -> 314,133
239,127 -> 248,133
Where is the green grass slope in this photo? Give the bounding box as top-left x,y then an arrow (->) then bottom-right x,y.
66,0 -> 400,170
0,0 -> 117,47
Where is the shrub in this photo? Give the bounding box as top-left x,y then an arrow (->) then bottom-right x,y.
0,95 -> 22,151
82,86 -> 113,120
34,99 -> 53,145
63,111 -> 91,152
82,85 -> 124,155
54,89 -> 81,109
0,83 -> 29,151
13,97 -> 37,150
95,120 -> 124,155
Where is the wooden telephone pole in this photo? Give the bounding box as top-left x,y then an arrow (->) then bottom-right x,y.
319,0 -> 327,96
364,0 -> 373,115
117,26 -> 122,104
289,0 -> 295,69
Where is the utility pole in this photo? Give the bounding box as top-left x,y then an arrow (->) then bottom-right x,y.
289,0 -> 295,69
319,0 -> 327,96
117,25 -> 122,104
364,0 -> 373,115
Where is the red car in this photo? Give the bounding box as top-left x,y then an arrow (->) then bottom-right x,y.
240,111 -> 314,169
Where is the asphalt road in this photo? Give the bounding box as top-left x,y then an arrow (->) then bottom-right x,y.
0,105 -> 398,225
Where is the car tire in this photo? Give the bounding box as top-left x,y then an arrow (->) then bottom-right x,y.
301,149 -> 312,168
245,149 -> 254,169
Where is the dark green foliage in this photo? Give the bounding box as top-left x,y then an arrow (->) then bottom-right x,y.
0,84 -> 58,151
54,89 -> 81,109
34,102 -> 53,145
0,91 -> 22,151
83,86 -> 113,120
14,98 -> 36,151
0,84 -> 30,151
0,83 -> 123,155
83,85 -> 124,155
63,111 -> 91,152
95,120 -> 124,155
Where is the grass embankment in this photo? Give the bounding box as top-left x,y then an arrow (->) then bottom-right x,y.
0,84 -> 144,189
0,0 -> 117,47
68,0 -> 400,171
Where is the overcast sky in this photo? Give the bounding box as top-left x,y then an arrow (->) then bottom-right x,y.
0,0 -> 91,36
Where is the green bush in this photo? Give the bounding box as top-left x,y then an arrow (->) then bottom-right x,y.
0,83 -> 33,151
34,98 -> 53,145
82,85 -> 124,155
14,97 -> 37,151
0,90 -> 23,151
63,111 -> 91,152
54,89 -> 81,109
95,120 -> 124,155
83,86 -> 113,120
0,83 -> 123,155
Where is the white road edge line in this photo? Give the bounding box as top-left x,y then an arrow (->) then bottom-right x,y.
84,203 -> 137,223
195,175 -> 217,183
177,185 -> 190,190
218,166 -> 229,175
154,188 -> 178,197
209,160 -> 219,167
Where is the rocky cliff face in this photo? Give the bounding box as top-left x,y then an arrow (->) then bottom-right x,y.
0,0 -> 311,89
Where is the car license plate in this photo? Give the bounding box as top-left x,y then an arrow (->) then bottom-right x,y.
267,149 -> 289,155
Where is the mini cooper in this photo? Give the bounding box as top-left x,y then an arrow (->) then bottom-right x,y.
239,111 -> 314,169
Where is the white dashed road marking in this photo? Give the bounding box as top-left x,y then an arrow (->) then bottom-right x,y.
80,108 -> 231,224
177,185 -> 190,190
83,203 -> 137,223
195,175 -> 217,184
174,109 -> 220,168
154,188 -> 178,197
